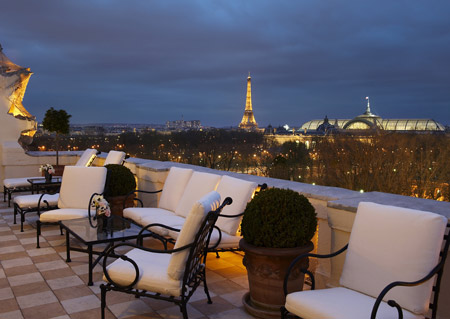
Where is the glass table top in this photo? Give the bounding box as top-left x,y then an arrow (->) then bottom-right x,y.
60,215 -> 147,244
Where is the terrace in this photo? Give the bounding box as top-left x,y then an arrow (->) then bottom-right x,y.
1,146 -> 449,319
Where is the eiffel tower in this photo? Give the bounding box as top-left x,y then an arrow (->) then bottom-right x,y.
239,73 -> 258,130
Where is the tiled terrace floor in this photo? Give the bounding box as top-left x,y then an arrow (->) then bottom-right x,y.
0,196 -> 257,319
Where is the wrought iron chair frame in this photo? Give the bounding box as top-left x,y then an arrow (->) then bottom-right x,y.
281,222 -> 450,319
14,195 -> 58,232
100,197 -> 232,319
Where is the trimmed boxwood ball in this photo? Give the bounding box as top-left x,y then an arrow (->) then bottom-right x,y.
241,187 -> 317,248
104,164 -> 136,197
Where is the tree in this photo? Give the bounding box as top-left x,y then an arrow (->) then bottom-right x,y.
42,107 -> 71,165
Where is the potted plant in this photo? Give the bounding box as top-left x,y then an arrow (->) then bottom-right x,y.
240,187 -> 317,319
104,164 -> 137,217
42,107 -> 71,175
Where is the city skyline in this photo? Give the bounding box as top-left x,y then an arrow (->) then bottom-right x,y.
1,0 -> 449,127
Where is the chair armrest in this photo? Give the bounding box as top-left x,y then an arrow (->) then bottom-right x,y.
37,191 -> 59,214
283,244 -> 348,295
371,255 -> 446,319
136,222 -> 181,246
87,192 -> 104,227
123,189 -> 162,208
102,241 -> 193,289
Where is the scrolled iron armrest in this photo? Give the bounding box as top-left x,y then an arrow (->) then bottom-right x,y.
88,192 -> 104,228
37,191 -> 59,215
370,260 -> 446,319
102,241 -> 194,289
207,225 -> 222,250
136,222 -> 182,245
217,211 -> 244,218
283,244 -> 348,296
123,189 -> 162,208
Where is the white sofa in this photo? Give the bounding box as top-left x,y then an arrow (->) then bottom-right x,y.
124,166 -> 258,252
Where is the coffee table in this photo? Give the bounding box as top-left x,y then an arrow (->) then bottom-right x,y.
59,216 -> 152,286
27,177 -> 62,194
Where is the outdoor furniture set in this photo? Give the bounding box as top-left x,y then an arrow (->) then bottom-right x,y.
3,148 -> 99,207
12,150 -> 126,231
123,166 -> 264,255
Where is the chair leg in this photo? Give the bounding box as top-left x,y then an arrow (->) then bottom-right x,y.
180,302 -> 188,319
60,224 -> 63,235
100,284 -> 107,319
13,206 -> 17,224
215,251 -> 220,258
36,220 -> 41,248
202,270 -> 212,304
20,212 -> 25,232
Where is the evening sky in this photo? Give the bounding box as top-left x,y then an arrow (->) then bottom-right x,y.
1,0 -> 449,127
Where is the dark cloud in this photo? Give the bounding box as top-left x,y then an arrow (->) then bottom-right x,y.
1,0 -> 449,126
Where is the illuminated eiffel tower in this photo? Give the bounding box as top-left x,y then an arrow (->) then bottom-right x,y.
239,73 -> 258,130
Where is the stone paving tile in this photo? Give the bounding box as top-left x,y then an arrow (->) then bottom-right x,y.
16,290 -> 58,309
21,302 -> 67,319
1,256 -> 33,269
60,294 -> 101,314
11,281 -> 50,297
35,260 -> 69,272
0,287 -> 14,301
46,275 -> 84,290
7,272 -> 44,287
0,310 -> 24,319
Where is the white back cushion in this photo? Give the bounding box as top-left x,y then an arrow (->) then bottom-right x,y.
215,175 -> 257,235
340,202 -> 447,315
158,167 -> 194,212
167,191 -> 220,280
75,149 -> 98,167
58,166 -> 107,209
103,151 -> 126,166
174,172 -> 221,218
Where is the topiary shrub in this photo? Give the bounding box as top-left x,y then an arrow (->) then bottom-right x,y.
241,187 -> 317,248
104,164 -> 136,197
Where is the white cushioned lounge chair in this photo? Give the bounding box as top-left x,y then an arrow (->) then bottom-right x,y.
123,166 -> 258,254
3,148 -> 99,207
13,150 -> 126,232
281,202 -> 450,319
100,191 -> 232,319
36,165 -> 107,248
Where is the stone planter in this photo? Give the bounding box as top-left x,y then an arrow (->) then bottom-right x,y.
106,194 -> 135,218
240,238 -> 313,319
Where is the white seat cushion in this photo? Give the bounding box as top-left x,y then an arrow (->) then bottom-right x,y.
14,194 -> 59,208
174,172 -> 221,218
123,207 -> 173,225
104,248 -> 181,296
103,151 -> 126,166
168,225 -> 241,249
168,191 -> 221,280
158,167 -> 193,212
4,177 -> 39,188
75,149 -> 98,167
215,175 -> 257,235
140,209 -> 185,236
58,166 -> 107,209
39,208 -> 89,222
285,287 -> 423,319
340,202 -> 447,315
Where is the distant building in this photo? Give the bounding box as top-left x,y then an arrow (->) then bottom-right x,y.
239,73 -> 258,130
301,97 -> 445,133
166,119 -> 201,130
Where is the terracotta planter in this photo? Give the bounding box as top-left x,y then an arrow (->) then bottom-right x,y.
240,238 -> 313,319
106,194 -> 135,218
